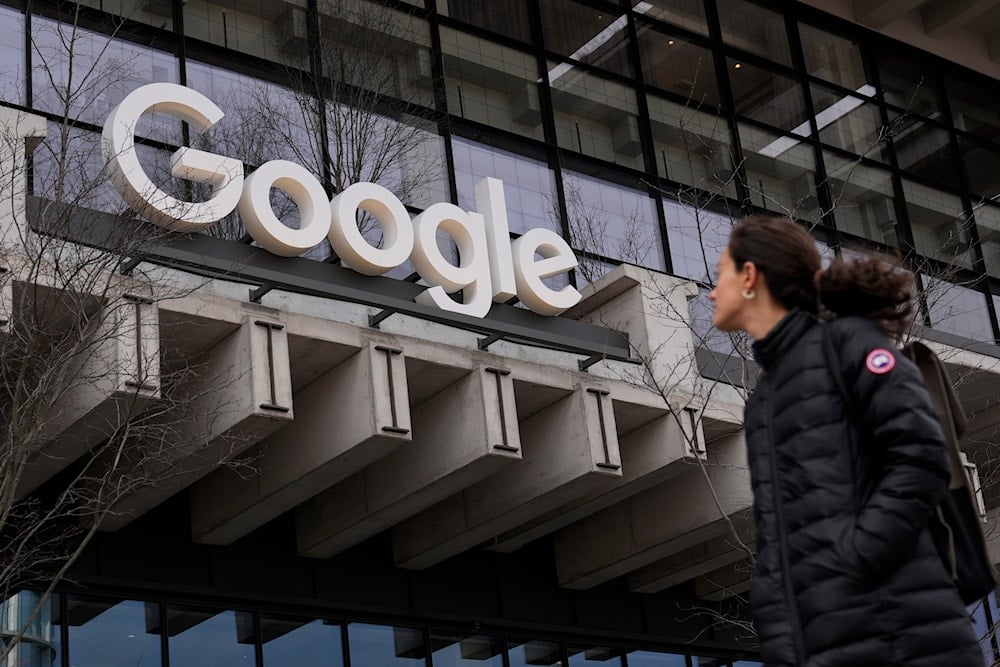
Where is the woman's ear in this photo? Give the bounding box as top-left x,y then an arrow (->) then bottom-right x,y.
741,260 -> 759,290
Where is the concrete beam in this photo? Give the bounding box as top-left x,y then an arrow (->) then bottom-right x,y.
0,108 -> 46,245
390,384 -> 624,570
853,0 -> 928,29
483,407 -> 703,554
102,314 -> 294,529
553,432 -> 750,589
922,0 -> 995,36
693,560 -> 754,602
18,296 -> 160,495
988,31 -> 1000,62
190,338 -> 412,545
296,363 -> 522,558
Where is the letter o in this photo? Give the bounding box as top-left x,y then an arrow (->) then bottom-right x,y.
239,161 -> 332,257
329,183 -> 414,275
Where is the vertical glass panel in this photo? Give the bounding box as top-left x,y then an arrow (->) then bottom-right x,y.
824,151 -> 898,246
31,19 -> 180,138
508,638 -> 563,667
567,643 -> 623,665
727,60 -> 808,133
539,0 -> 632,78
430,631 -> 503,666
634,0 -> 708,36
260,615 -> 344,667
32,125 -> 131,214
440,27 -> 544,141
0,7 -> 24,106
811,84 -> 886,159
879,51 -> 940,116
66,596 -> 161,667
799,24 -> 868,90
903,179 -> 973,269
948,75 -> 1000,142
182,0 -> 308,67
549,64 -> 643,170
693,657 -> 729,666
739,123 -> 822,222
438,1 -> 533,43
348,623 -> 425,666
972,203 -> 1000,278
716,0 -> 791,66
922,275 -> 994,343
0,592 -> 60,667
664,197 -> 733,282
74,0 -> 175,31
166,605 -> 255,666
969,601 -> 992,665
958,137 -> 1000,199
636,26 -> 719,107
625,648 -> 688,665
451,137 -> 559,234
564,170 -> 665,273
891,118 -> 960,188
648,94 -> 736,198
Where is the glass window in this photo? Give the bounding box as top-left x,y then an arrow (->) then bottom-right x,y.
957,137 -> 1000,199
1,592 -> 60,667
879,51 -> 940,117
348,623 -> 426,666
0,7 -> 24,107
166,605 -> 255,666
693,657 -> 730,666
648,95 -> 736,198
634,0 -> 708,36
539,0 -> 632,78
903,179 -> 974,269
625,648 -> 688,665
727,60 -> 808,134
508,638 -> 563,667
260,614 -> 344,667
66,596 -> 161,667
183,0 -> 308,67
811,84 -> 886,160
664,197 -> 733,282
948,75 -> 1000,143
438,1 -> 533,43
824,152 -> 899,247
31,19 -> 180,139
799,24 -> 869,91
922,275 -> 995,343
430,631 -> 503,666
75,0 -> 175,31
440,28 -> 544,141
972,203 -> 1000,278
567,643 -> 623,665
549,65 -> 644,170
891,118 -> 960,188
32,125 -> 133,214
636,27 -> 719,108
564,170 -> 665,273
451,137 -> 559,234
739,123 -> 822,222
716,0 -> 791,66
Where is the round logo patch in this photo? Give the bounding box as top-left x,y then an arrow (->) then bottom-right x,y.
865,349 -> 896,374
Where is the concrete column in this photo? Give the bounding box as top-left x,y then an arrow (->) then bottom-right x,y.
17,295 -> 160,495
190,338 -> 412,545
390,383 -> 623,570
296,363 -> 521,558
552,432 -> 750,589
0,108 -> 46,246
102,313 -> 293,530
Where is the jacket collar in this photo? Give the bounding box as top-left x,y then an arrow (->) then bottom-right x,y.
751,309 -> 817,372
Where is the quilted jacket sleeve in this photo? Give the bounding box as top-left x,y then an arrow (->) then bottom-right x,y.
834,319 -> 951,575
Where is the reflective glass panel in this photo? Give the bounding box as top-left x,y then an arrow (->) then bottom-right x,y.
728,60 -> 808,133
891,118 -> 960,188
539,0 -> 632,78
637,27 -> 719,108
439,1 -> 533,43
0,7 -> 24,106
634,0 -> 708,36
75,0 -> 174,30
958,137 -> 1000,199
567,643 -> 623,665
879,51 -> 940,116
261,615 -> 344,667
922,275 -> 994,343
903,179 -> 973,269
664,198 -> 734,282
626,648 -> 688,665
824,152 -> 899,247
811,84 -> 886,160
166,605 -> 255,666
452,137 -> 559,234
799,24 -> 868,90
549,64 -> 643,170
430,631 -> 503,666
508,638 -> 563,667
739,123 -> 822,222
1,592 -> 60,667
732,662 -> 765,666
648,94 -> 736,198
716,0 -> 791,66
183,0 -> 308,67
564,170 -> 665,273
32,125 -> 132,214
66,596 -> 161,667
348,622 -> 425,666
693,656 -> 729,666
440,27 -> 544,140
948,75 -> 1000,143
972,203 -> 1000,278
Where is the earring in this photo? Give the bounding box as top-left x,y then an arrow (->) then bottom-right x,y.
742,289 -> 755,300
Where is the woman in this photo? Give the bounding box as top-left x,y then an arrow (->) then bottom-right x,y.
710,215 -> 983,667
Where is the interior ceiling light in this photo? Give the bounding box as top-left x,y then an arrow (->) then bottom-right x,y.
758,84 -> 876,158
546,1 -> 654,83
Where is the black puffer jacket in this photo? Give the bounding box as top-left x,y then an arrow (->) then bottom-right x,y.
745,309 -> 983,667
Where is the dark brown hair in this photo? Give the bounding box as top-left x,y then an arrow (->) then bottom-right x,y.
728,215 -> 915,338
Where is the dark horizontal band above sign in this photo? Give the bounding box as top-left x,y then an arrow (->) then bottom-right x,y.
26,197 -> 633,363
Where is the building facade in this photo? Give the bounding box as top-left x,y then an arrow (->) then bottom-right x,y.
1,0 -> 1000,666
